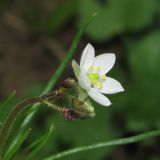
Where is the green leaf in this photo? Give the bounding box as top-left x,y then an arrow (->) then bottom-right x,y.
3,129 -> 31,160
43,129 -> 160,160
25,125 -> 54,160
0,0 -> 12,12
125,31 -> 160,129
128,31 -> 160,84
0,91 -> 16,124
78,0 -> 157,41
71,60 -> 80,79
78,87 -> 88,102
26,0 -> 77,33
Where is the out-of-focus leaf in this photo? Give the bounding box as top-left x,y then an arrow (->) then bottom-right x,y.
78,0 -> 157,41
25,0 -> 77,33
25,125 -> 54,160
129,32 -> 160,84
0,0 -> 11,12
3,129 -> 31,160
0,91 -> 16,124
125,31 -> 160,130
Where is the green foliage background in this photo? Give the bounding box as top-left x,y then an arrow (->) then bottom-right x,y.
0,0 -> 160,159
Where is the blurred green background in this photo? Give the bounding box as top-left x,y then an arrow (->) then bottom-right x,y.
0,0 -> 160,159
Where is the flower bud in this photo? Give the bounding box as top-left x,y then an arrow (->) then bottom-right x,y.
63,98 -> 96,120
61,78 -> 75,88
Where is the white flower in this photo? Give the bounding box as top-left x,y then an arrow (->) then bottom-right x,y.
77,43 -> 124,106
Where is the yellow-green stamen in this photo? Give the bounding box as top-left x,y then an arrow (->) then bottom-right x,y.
102,74 -> 106,80
89,66 -> 94,72
88,65 -> 107,89
96,82 -> 103,89
96,67 -> 101,72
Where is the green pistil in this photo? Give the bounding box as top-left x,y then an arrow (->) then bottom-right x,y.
88,73 -> 99,85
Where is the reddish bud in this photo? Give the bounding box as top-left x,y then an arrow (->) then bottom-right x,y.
62,108 -> 92,120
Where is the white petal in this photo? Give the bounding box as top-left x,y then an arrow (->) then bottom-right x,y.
78,70 -> 91,91
93,53 -> 116,74
80,43 -> 95,71
98,77 -> 124,94
87,88 -> 111,106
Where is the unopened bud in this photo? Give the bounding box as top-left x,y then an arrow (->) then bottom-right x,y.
72,98 -> 94,115
62,98 -> 96,120
61,78 -> 75,88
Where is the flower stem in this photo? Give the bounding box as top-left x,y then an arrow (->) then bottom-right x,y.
44,129 -> 160,160
42,101 -> 64,113
0,92 -> 59,158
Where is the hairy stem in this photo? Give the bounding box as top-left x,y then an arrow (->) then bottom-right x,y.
44,129 -> 160,160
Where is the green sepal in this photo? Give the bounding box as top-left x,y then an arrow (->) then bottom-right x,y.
72,60 -> 80,79
71,98 -> 95,119
78,86 -> 88,102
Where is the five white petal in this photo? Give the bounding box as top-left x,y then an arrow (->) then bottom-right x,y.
75,43 -> 124,107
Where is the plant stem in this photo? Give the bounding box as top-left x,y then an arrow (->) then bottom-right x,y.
42,101 -> 63,112
0,92 -> 60,158
44,129 -> 160,160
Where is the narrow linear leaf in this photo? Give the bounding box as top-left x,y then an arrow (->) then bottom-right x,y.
27,134 -> 46,152
25,125 -> 54,160
0,91 -> 16,123
3,129 -> 31,160
43,129 -> 160,160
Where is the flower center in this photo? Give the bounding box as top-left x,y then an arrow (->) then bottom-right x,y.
87,65 -> 106,89
88,73 -> 99,85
